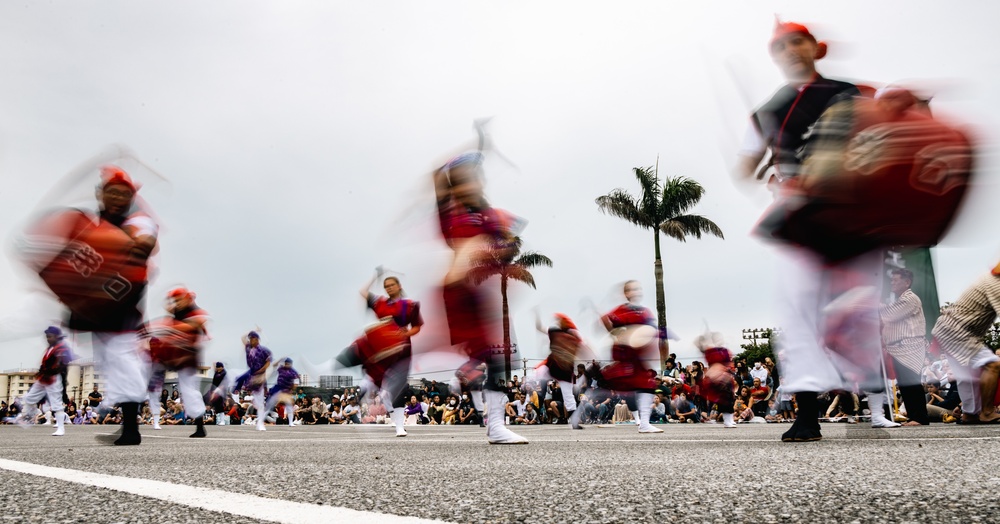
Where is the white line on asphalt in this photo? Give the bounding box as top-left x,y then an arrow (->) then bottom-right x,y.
135,435 -> 1000,444
0,458 -> 445,524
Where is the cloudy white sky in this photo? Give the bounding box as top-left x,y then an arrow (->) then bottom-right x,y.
1,2 -> 998,382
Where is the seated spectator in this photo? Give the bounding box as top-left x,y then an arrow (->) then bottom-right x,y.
404,395 -> 424,425
749,378 -> 770,417
203,408 -> 216,425
577,394 -> 597,424
925,382 -> 960,422
673,393 -> 700,423
308,397 -> 329,424
735,398 -> 754,422
102,406 -> 122,425
328,404 -> 346,424
546,401 -> 566,424
594,395 -> 614,423
650,394 -> 667,423
516,402 -> 539,425
343,397 -> 361,424
426,395 -> 444,425
83,406 -> 98,424
441,395 -> 459,425
458,399 -> 479,425
506,393 -> 526,423
612,398 -> 632,424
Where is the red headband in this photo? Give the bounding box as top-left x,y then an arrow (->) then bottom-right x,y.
100,165 -> 137,192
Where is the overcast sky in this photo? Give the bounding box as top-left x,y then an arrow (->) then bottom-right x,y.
1,2 -> 999,382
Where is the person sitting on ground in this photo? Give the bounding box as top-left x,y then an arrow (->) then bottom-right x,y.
506,393 -> 526,423
749,378 -> 770,417
673,393 -> 700,423
925,382 -> 960,422
307,397 -> 328,425
458,397 -> 479,425
327,403 -> 346,424
516,402 -> 539,425
441,395 -> 459,424
610,397 -> 632,424
650,394 -> 667,423
342,397 -> 361,424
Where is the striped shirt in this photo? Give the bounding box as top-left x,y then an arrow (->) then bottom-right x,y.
932,273 -> 1000,366
879,289 -> 928,374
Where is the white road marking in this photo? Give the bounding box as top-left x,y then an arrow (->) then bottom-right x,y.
0,458 -> 445,524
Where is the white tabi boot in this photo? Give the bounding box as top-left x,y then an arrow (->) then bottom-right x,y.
868,392 -> 901,428
637,393 -> 664,433
485,390 -> 527,445
52,410 -> 65,436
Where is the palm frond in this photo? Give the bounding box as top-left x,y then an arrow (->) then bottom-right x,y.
505,266 -> 537,289
633,166 -> 661,217
659,214 -> 725,242
658,176 -> 708,219
514,252 -> 553,269
595,190 -> 653,229
466,265 -> 501,287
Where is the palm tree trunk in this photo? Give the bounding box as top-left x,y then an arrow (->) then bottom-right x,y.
501,275 -> 512,382
653,230 -> 668,370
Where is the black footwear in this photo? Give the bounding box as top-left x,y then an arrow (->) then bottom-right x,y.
114,403 -> 141,446
781,426 -> 822,442
190,418 -> 206,438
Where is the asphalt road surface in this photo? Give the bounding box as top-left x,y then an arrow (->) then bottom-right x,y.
1,421 -> 998,523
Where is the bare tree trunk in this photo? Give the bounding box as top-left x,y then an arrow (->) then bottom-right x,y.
653,230 -> 668,370
501,276 -> 512,383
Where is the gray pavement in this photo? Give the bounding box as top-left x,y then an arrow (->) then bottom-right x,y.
1,422 -> 999,523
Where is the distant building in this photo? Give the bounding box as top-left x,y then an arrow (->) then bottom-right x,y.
319,375 -> 354,389
2,361 -> 212,406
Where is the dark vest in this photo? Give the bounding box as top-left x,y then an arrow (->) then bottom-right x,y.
752,76 -> 859,180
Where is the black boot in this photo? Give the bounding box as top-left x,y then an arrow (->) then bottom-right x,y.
114,402 -> 142,446
190,417 -> 206,438
781,392 -> 822,442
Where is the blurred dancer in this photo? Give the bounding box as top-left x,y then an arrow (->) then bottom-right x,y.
695,332 -> 738,428
338,270 -> 422,437
735,21 -> 866,442
18,167 -> 158,445
142,287 -> 210,437
264,358 -> 300,426
239,331 -> 272,431
600,281 -> 663,433
931,264 -> 1000,424
434,151 -> 527,444
16,327 -> 75,436
204,361 -> 232,425
534,313 -> 586,429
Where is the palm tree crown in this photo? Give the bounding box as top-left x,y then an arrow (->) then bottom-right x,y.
596,165 -> 723,366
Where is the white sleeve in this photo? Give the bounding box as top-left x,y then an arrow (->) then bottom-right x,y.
739,121 -> 766,157
123,215 -> 158,237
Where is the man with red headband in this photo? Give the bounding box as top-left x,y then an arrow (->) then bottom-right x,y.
19,166 -> 158,445
735,21 -> 870,443
142,286 -> 210,437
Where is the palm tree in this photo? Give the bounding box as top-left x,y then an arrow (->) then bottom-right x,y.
467,237 -> 553,381
595,163 -> 724,366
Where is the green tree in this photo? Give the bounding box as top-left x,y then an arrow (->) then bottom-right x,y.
467,236 -> 553,381
596,164 -> 724,367
735,329 -> 779,365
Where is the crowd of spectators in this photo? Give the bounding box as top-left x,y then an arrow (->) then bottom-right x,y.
5,349 -> 995,428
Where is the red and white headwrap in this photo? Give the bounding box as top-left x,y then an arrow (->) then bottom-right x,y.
99,165 -> 139,192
